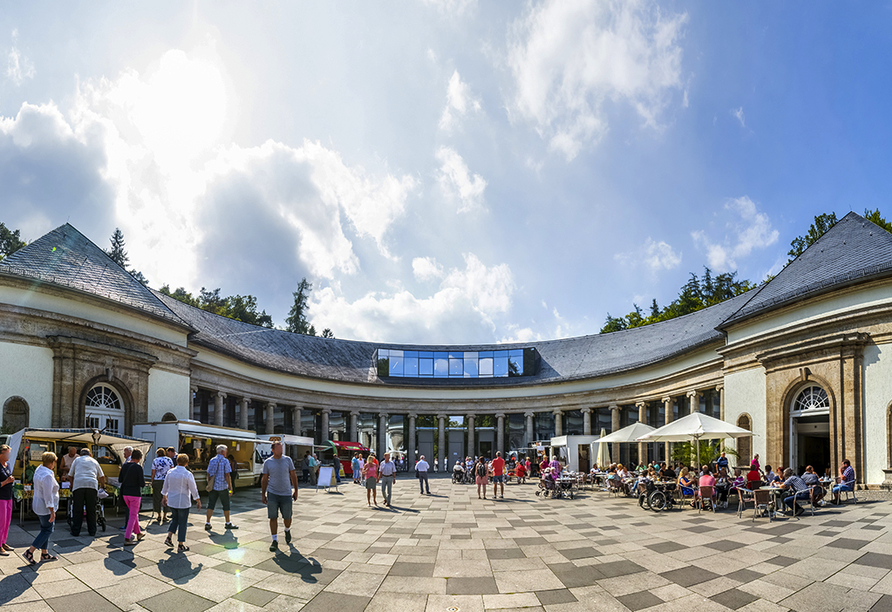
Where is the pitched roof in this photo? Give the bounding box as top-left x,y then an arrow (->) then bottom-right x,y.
720,212 -> 892,327
0,223 -> 188,327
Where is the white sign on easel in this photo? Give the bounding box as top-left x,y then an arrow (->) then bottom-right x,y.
315,466 -> 337,493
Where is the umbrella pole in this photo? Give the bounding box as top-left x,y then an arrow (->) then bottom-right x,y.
694,436 -> 700,470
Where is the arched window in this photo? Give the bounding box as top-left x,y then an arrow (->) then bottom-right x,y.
161,412 -> 178,422
84,383 -> 124,434
2,396 -> 29,432
737,414 -> 752,464
792,385 -> 829,414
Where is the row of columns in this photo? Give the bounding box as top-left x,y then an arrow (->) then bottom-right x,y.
202,384 -> 725,463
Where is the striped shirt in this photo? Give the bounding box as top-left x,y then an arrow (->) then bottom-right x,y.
841,465 -> 855,485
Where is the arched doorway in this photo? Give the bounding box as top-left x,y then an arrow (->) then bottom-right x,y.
736,415 -> 751,466
84,383 -> 125,435
790,384 -> 831,475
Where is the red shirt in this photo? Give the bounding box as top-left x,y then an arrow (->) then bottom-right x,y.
491,457 -> 505,476
516,464 -> 527,477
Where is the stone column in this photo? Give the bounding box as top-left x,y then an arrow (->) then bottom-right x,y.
265,402 -> 275,435
663,396 -> 673,462
496,413 -> 505,456
687,390 -> 699,415
320,408 -> 331,441
407,413 -> 416,462
524,411 -> 534,447
716,384 -> 725,421
553,409 -> 563,437
213,392 -> 226,426
437,413 -> 447,472
467,415 -> 475,458
239,397 -> 250,430
609,404 -> 620,464
349,411 -> 359,442
378,413 -> 389,454
582,408 -> 592,436
292,407 -> 301,436
636,401 -> 648,465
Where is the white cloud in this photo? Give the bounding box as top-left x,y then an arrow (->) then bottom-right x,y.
439,70 -> 481,131
731,106 -> 745,127
412,256 -> 444,281
614,237 -> 681,272
5,29 -> 35,85
692,196 -> 779,272
311,253 -> 515,342
507,0 -> 688,160
421,0 -> 477,17
435,146 -> 486,212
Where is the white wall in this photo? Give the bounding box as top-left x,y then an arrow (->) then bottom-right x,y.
723,366 -> 766,464
0,341 -> 54,429
863,342 -> 892,485
147,369 -> 191,423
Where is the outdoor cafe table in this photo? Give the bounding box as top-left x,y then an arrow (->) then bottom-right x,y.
758,486 -> 787,518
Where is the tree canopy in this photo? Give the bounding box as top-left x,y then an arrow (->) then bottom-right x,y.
600,268 -> 755,333
787,212 -> 838,261
0,223 -> 26,260
158,285 -> 274,328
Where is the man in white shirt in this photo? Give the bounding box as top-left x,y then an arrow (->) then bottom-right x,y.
416,455 -> 430,495
379,453 -> 397,506
69,448 -> 105,537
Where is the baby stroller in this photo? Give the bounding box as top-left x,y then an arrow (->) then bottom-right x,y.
67,489 -> 108,532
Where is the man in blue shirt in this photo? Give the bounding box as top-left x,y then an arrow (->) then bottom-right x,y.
205,445 -> 237,531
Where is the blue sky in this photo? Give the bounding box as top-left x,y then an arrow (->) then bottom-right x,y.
2,1 -> 891,343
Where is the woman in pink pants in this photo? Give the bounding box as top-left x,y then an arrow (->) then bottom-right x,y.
0,444 -> 14,555
119,449 -> 146,545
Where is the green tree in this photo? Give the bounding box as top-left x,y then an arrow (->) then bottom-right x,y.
864,208 -> 892,233
0,223 -> 26,260
788,212 -> 838,261
106,228 -> 129,268
285,278 -> 316,335
321,328 -> 334,339
159,285 -> 272,327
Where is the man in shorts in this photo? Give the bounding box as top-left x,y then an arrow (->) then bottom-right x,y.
204,445 -> 237,531
261,441 -> 298,552
491,451 -> 506,499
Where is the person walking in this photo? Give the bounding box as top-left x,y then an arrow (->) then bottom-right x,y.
205,444 -> 238,531
69,448 -> 105,537
24,452 -> 59,564
307,452 -> 317,485
261,441 -> 298,552
491,451 -> 506,500
118,446 -> 133,531
416,455 -> 430,495
162,454 -> 201,552
475,456 -> 489,499
352,453 -> 362,485
379,452 -> 397,506
363,453 -> 379,506
0,444 -> 14,555
120,449 -> 146,545
151,447 -> 174,523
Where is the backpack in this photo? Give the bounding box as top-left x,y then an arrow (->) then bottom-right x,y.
476,462 -> 487,478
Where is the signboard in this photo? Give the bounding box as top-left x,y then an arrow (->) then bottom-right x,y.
316,466 -> 336,492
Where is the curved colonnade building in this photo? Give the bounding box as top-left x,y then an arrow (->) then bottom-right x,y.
2,211 -> 892,486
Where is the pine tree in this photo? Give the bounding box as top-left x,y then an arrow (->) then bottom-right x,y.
285,278 -> 314,334
106,228 -> 129,268
0,223 -> 26,260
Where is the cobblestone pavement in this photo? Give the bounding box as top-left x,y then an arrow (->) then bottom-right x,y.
1,475 -> 891,612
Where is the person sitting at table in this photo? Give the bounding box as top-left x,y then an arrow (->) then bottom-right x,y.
730,468 -> 745,498
778,468 -> 810,516
831,459 -> 856,505
660,463 -> 677,482
800,465 -> 825,505
764,465 -> 780,485
714,467 -> 731,509
746,465 -> 763,489
697,466 -> 716,509
678,467 -> 696,506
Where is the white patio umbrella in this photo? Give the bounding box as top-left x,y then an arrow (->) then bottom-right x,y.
636,412 -> 753,467
596,428 -> 611,468
598,422 -> 657,468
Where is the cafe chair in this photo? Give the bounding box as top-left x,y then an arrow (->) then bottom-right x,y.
794,486 -> 818,519
737,487 -> 755,518
752,489 -> 773,523
698,486 -> 715,514
677,485 -> 695,508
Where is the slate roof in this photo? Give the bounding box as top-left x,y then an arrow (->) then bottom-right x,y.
157,287 -> 750,386
720,211 -> 892,327
0,223 -> 188,328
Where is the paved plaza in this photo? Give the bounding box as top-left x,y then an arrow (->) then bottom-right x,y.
1,476 -> 892,612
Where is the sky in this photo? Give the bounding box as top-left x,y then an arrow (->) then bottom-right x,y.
2,1 -> 892,344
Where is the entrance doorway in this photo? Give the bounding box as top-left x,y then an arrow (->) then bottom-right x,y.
792,415 -> 830,476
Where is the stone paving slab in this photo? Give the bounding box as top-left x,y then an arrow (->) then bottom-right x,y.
0,476 -> 890,611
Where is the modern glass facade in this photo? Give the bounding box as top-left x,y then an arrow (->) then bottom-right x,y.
376,347 -> 539,379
